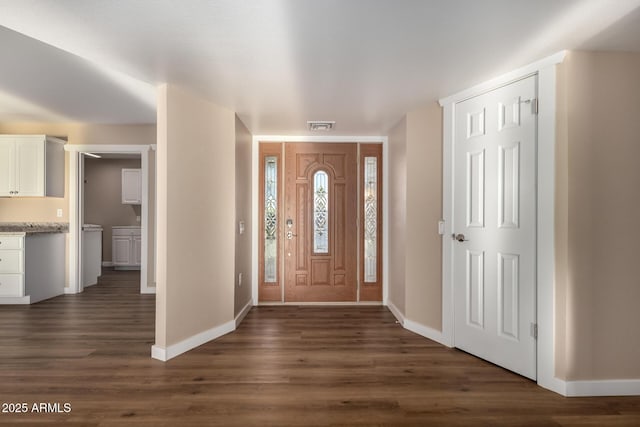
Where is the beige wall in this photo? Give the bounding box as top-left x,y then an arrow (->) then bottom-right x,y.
84,158 -> 142,262
234,115 -> 253,316
555,51 -> 640,380
155,84 -> 235,348
404,105 -> 443,330
387,105 -> 443,329
387,116 -> 407,314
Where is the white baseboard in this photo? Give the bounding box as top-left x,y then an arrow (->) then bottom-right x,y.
386,300 -> 405,325
258,301 -> 383,306
102,261 -> 114,267
235,299 -> 253,327
141,281 -> 156,294
538,376 -> 568,396
151,345 -> 166,361
151,319 -> 235,362
565,379 -> 640,397
64,287 -> 77,294
385,302 -> 452,348
0,296 -> 31,304
404,318 -> 451,348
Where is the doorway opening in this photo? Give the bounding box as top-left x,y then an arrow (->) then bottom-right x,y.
82,153 -> 142,291
65,144 -> 155,295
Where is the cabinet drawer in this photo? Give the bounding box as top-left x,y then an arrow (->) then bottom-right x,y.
0,250 -> 24,273
0,274 -> 23,296
0,235 -> 24,250
112,227 -> 141,237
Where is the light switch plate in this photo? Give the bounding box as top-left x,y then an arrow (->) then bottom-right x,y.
239,221 -> 245,235
438,220 -> 445,235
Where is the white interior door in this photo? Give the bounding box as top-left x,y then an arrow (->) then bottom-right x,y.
453,75 -> 537,380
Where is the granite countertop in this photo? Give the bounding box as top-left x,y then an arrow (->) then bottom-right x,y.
0,222 -> 69,234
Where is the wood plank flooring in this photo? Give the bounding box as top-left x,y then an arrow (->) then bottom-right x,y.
0,269 -> 639,426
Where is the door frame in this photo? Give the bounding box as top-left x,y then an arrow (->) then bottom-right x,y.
64,144 -> 155,295
252,136 -> 389,305
439,51 -> 566,394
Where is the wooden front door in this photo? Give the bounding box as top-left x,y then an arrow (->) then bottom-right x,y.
284,143 -> 357,302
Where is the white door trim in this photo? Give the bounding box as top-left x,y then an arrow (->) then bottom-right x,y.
439,51 -> 566,394
251,135 -> 389,306
65,144 -> 154,295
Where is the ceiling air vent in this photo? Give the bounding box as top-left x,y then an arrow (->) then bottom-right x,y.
307,121 -> 335,131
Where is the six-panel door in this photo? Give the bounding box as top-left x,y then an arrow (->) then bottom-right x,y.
452,75 -> 537,380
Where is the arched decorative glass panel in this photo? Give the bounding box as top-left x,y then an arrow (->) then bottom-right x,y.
364,157 -> 378,282
313,170 -> 329,253
264,156 -> 278,282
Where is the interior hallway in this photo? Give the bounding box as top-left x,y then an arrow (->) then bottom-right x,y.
0,273 -> 639,425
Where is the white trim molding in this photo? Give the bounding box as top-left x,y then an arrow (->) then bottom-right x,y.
386,300 -> 405,326
439,51 -> 567,106
439,51 -> 566,395
565,380 -> 640,397
0,296 -> 31,304
151,320 -> 235,362
235,299 -> 253,328
404,318 -> 450,347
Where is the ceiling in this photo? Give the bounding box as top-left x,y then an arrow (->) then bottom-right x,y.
0,0 -> 639,135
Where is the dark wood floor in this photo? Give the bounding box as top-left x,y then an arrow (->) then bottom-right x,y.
0,270 -> 639,426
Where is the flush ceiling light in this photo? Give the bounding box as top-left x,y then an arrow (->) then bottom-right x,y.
307,121 -> 335,131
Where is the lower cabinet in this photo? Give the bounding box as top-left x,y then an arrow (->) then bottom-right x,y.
112,226 -> 141,270
0,232 -> 65,304
82,225 -> 103,288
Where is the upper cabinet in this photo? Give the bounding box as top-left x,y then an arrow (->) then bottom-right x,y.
0,135 -> 65,198
121,168 -> 142,205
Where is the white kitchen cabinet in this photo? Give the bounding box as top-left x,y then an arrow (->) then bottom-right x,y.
0,232 -> 65,304
133,234 -> 142,265
82,224 -> 103,288
0,135 -> 65,197
0,234 -> 26,299
112,226 -> 141,270
121,168 -> 142,204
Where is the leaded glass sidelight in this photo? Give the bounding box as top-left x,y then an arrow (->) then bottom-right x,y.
264,156 -> 278,282
364,157 -> 378,282
313,170 -> 329,253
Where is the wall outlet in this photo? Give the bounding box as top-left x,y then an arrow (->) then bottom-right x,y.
136,216 -> 141,222
238,221 -> 245,235
56,209 -> 63,218
238,273 -> 243,287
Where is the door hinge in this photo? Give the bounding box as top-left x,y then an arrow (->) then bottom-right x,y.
521,97 -> 538,114
530,323 -> 538,339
